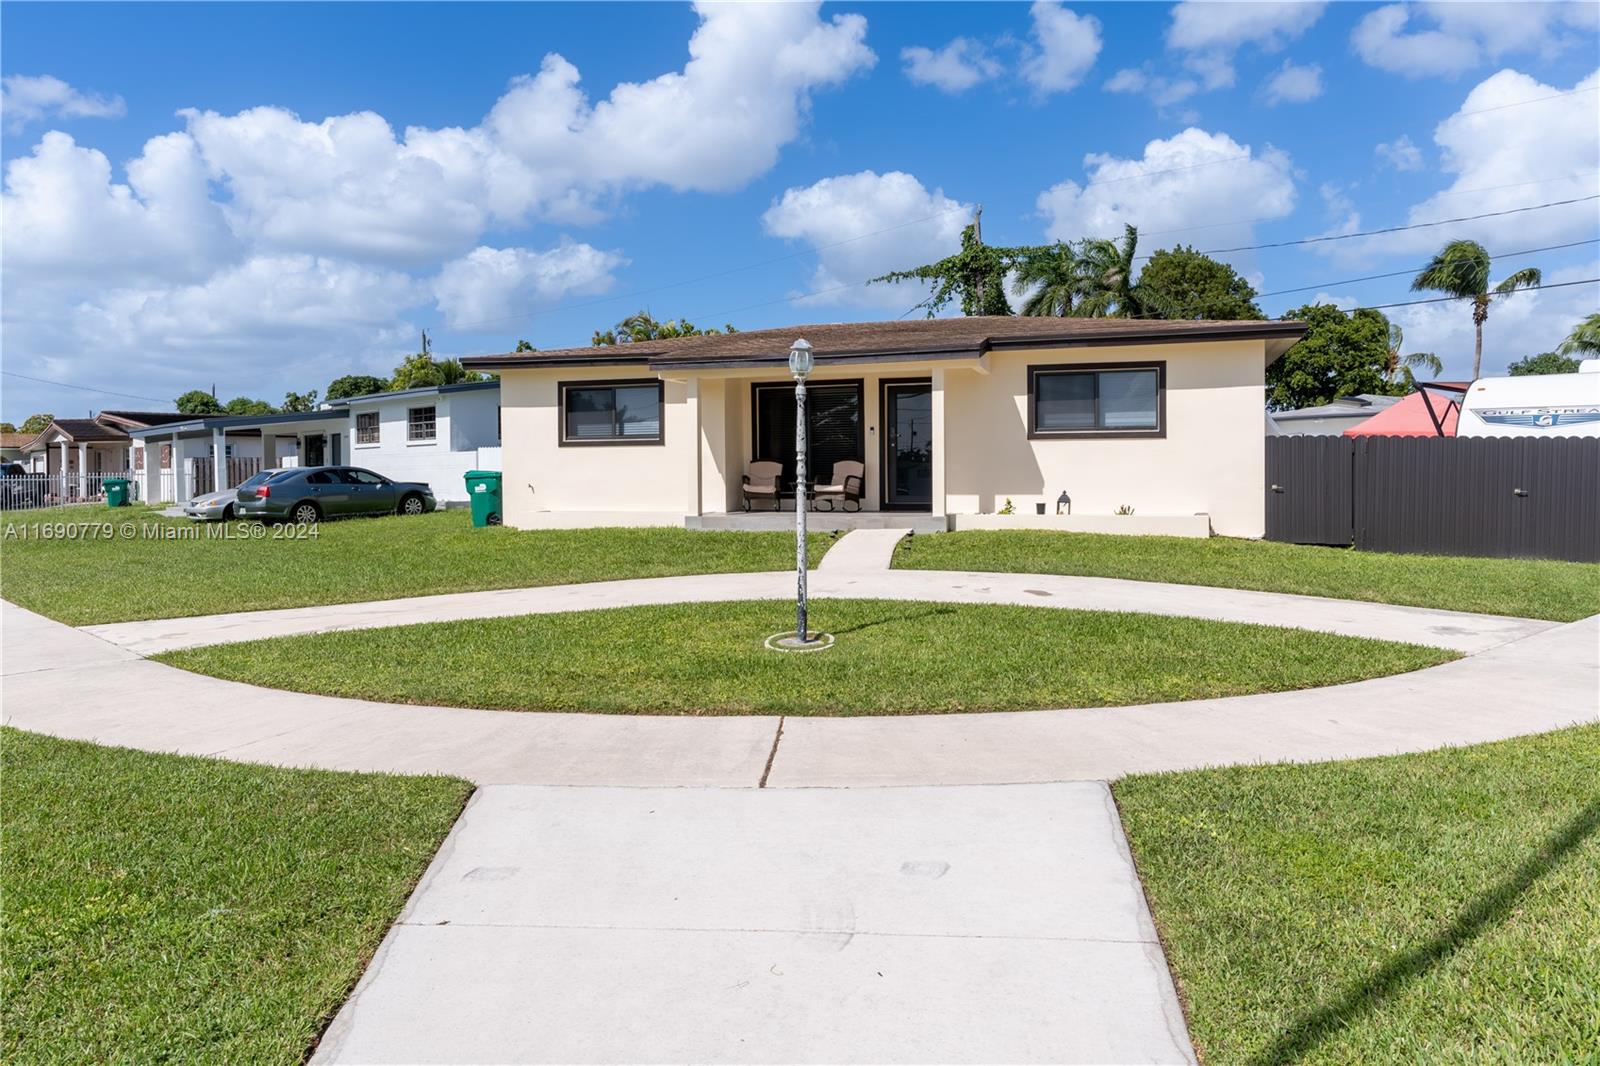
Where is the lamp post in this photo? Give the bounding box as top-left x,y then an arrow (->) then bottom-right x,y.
789,338 -> 814,644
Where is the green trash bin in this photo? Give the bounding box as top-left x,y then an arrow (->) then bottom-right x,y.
464,470 -> 502,527
104,477 -> 131,508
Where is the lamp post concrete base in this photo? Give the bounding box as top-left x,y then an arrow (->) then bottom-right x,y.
764,631 -> 835,653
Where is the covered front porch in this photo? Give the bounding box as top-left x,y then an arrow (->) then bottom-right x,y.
130,409 -> 349,503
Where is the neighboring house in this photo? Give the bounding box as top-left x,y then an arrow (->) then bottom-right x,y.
0,432 -> 32,462
461,316 -> 1307,538
20,411 -> 193,496
129,381 -> 503,504
326,380 -> 501,502
1268,394 -> 1402,436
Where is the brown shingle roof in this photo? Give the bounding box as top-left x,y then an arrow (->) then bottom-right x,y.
462,316 -> 1307,371
97,410 -> 192,428
0,432 -> 33,449
29,419 -> 131,445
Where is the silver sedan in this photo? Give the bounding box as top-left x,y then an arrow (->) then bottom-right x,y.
183,488 -> 240,520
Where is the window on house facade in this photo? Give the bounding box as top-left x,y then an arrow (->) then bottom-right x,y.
560,381 -> 664,444
1029,363 -> 1165,438
407,406 -> 437,442
356,411 -> 380,444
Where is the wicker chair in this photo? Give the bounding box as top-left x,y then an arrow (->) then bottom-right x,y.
741,460 -> 783,511
811,459 -> 865,512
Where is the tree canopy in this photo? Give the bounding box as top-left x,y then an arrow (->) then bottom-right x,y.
1556,312 -> 1600,357
175,390 -> 224,415
281,389 -> 319,413
592,311 -> 736,346
1411,239 -> 1541,380
0,422 -> 15,434
325,375 -> 391,402
222,397 -> 277,416
1267,303 -> 1397,410
1507,351 -> 1581,376
1134,245 -> 1264,321
19,413 -> 53,435
870,220 -> 1023,316
388,331 -> 484,390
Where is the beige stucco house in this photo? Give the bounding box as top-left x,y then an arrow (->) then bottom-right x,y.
463,316 -> 1305,539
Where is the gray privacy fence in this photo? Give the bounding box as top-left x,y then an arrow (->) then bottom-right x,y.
1266,436 -> 1600,562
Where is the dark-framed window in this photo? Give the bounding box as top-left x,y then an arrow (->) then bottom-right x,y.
751,380 -> 863,491
355,411 -> 380,444
560,380 -> 664,445
1028,362 -> 1165,439
407,405 -> 437,442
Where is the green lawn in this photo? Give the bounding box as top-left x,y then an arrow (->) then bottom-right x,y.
1115,725 -> 1600,1065
0,506 -> 833,625
0,728 -> 471,1064
158,599 -> 1453,715
894,531 -> 1600,622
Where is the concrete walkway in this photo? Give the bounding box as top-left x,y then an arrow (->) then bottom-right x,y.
84,567 -> 1551,656
312,782 -> 1195,1065
6,598 -> 1593,786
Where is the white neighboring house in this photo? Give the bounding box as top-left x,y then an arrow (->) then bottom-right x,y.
324,380 -> 502,503
1457,360 -> 1600,438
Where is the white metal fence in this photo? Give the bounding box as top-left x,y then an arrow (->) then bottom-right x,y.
0,471 -> 142,511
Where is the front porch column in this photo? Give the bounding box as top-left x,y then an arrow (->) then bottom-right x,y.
930,369 -> 947,517
692,378 -> 732,516
57,440 -> 68,499
213,427 -> 231,491
683,379 -> 702,518
175,436 -> 194,502
139,440 -> 160,504
76,443 -> 88,496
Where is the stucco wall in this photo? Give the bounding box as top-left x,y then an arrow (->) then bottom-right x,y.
941,342 -> 1267,537
499,366 -> 695,525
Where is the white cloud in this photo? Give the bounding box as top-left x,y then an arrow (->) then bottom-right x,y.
1,1 -> 876,417
1035,128 -> 1297,257
1165,1 -> 1326,92
1103,67 -> 1201,111
1260,60 -> 1324,104
1352,2 -> 1599,78
1332,68 -> 1600,262
433,242 -> 624,329
1021,3 -> 1103,94
761,171 -> 973,309
902,38 -> 1002,93
1388,260 -> 1600,378
1,74 -> 125,133
1375,134 -> 1425,171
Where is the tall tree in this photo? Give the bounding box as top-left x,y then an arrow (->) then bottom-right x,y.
389,331 -> 484,389
1507,351 -> 1581,376
1381,322 -> 1443,388
19,413 -> 53,434
1410,240 -> 1541,380
592,311 -> 735,346
514,339 -> 537,352
1267,303 -> 1396,410
1070,224 -> 1143,318
222,397 -> 277,416
281,389 -> 319,413
325,374 -> 390,401
869,214 -> 1024,317
1013,242 -> 1080,316
1133,245 -> 1264,321
1556,312 -> 1600,357
175,390 -> 224,415
0,422 -> 15,434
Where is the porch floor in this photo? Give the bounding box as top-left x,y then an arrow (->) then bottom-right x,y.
687,511 -> 950,533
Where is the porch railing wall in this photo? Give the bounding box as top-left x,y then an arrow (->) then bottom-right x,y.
0,471 -> 142,511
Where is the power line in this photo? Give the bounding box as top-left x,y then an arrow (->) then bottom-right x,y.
1449,84 -> 1598,119
1355,277 -> 1598,314
1254,238 -> 1600,299
0,370 -> 172,405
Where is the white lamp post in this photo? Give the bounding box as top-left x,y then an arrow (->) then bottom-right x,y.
789,338 -> 814,644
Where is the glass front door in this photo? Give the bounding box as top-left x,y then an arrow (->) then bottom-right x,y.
882,381 -> 932,511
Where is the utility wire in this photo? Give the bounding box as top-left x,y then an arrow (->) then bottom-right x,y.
1254,237 -> 1600,299
0,370 -> 172,405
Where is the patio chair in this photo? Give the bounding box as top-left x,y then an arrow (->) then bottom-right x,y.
741,460 -> 783,511
811,459 -> 865,512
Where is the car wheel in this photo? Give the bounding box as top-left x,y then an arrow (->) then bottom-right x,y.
222,504 -> 234,520
399,493 -> 426,516
292,501 -> 321,524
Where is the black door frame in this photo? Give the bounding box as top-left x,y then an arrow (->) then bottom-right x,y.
879,377 -> 934,512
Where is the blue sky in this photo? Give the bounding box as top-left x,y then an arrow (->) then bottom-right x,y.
3,1 -> 1597,421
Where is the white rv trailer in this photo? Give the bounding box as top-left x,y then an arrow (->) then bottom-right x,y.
1457,359 -> 1600,438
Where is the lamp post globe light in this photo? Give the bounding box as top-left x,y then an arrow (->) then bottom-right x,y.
790,338 -> 814,645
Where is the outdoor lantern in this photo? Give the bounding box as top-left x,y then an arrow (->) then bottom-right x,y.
788,338 -> 814,381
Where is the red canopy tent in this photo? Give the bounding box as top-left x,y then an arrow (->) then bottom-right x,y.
1344,384 -> 1467,437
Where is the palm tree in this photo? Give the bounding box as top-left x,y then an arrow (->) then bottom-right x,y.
1072,224 -> 1143,318
1014,242 -> 1079,316
1556,312 -> 1600,357
1382,322 -> 1443,387
1410,239 -> 1541,380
